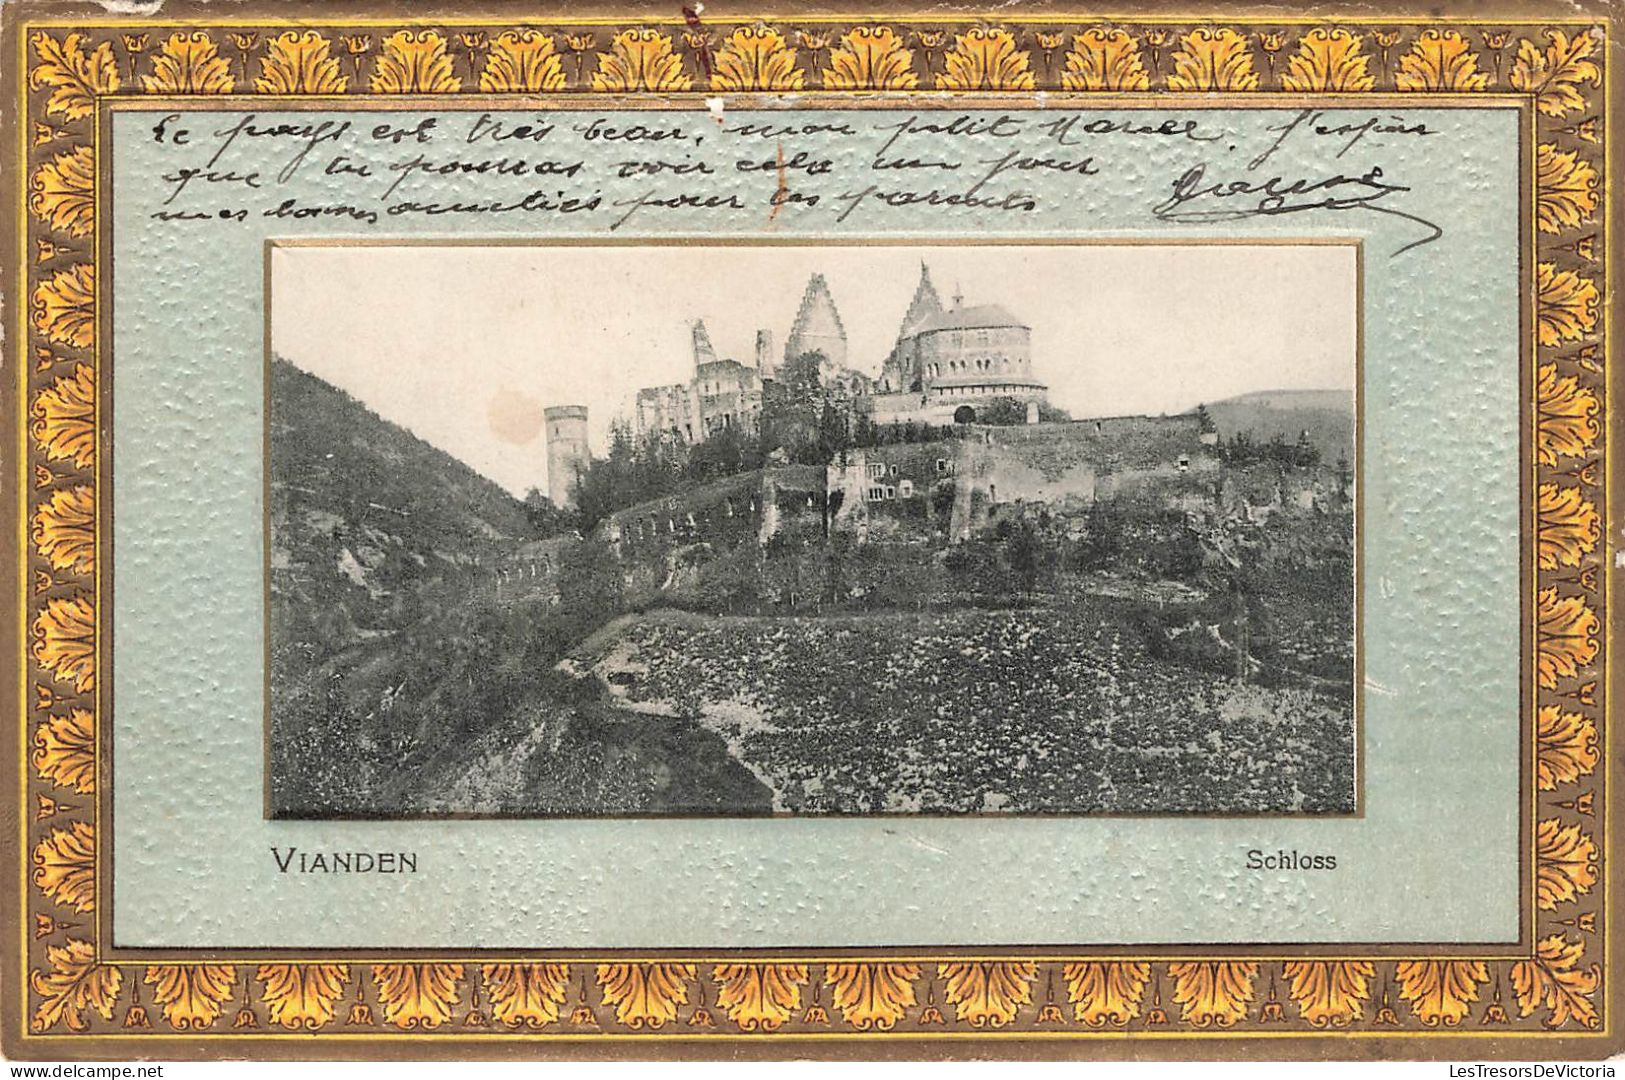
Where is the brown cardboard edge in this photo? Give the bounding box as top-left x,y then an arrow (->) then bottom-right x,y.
0,0 -> 1619,22
4,0 -> 27,1064
1,0 -> 1622,1062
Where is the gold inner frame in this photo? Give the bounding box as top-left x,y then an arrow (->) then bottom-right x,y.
4,8 -> 1611,1053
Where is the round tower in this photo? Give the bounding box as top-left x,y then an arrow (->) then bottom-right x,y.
544,405 -> 589,510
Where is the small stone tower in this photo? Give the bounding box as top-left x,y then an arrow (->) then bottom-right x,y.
544,405 -> 589,510
754,329 -> 775,380
692,320 -> 718,367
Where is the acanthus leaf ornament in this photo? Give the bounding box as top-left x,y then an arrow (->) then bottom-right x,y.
1062,961 -> 1149,1026
31,263 -> 94,351
255,964 -> 350,1030
936,28 -> 1035,91
823,963 -> 921,1030
1536,362 -> 1600,466
479,31 -> 565,93
1536,703 -> 1599,790
1536,586 -> 1600,689
142,31 -> 235,93
1534,818 -> 1599,910
1060,29 -> 1150,91
370,30 -> 461,93
29,146 -> 94,239
1536,482 -> 1600,571
712,963 -> 810,1032
1167,962 -> 1259,1027
1394,960 -> 1489,1026
1509,29 -> 1602,118
711,26 -> 804,91
31,938 -> 121,1032
591,29 -> 692,92
937,962 -> 1038,1028
32,820 -> 94,914
1279,28 -> 1375,92
820,26 -> 918,90
480,964 -> 570,1028
29,32 -> 120,122
371,964 -> 465,1030
33,707 -> 95,794
145,965 -> 238,1030
595,963 -> 695,1029
254,30 -> 349,94
32,593 -> 95,694
1167,28 -> 1260,91
1282,962 -> 1376,1027
32,484 -> 95,575
31,364 -> 96,470
1395,29 -> 1490,90
1535,144 -> 1600,235
1510,936 -> 1601,1029
1536,263 -> 1600,347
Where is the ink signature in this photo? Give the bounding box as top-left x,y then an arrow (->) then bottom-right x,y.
1150,163 -> 1443,256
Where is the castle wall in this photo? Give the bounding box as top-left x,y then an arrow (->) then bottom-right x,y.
995,416 -> 1211,473
636,383 -> 699,442
696,359 -> 763,436
485,535 -> 577,607
946,418 -> 1215,536
827,444 -> 958,542
601,465 -> 825,570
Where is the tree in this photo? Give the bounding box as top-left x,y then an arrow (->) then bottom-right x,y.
521,488 -> 577,537
1219,430 -> 1257,467
686,423 -> 749,480
1002,518 -> 1055,597
851,409 -> 877,448
1194,402 -> 1216,434
816,399 -> 850,461
978,396 -> 1029,425
556,539 -> 623,614
1293,430 -> 1321,467
761,351 -> 827,462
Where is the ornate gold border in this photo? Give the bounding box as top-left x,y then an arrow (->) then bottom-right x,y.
3,2 -> 1614,1055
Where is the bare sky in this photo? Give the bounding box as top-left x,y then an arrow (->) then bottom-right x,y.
271,243 -> 1356,497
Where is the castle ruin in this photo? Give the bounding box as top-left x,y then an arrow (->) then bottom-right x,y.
631,263 -> 1051,443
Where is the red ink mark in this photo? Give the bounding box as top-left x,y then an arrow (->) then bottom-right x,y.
768,140 -> 788,223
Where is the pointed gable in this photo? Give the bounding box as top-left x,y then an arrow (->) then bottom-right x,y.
784,272 -> 848,370
898,262 -> 944,338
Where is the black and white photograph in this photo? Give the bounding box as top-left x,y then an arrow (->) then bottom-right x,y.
267,242 -> 1358,818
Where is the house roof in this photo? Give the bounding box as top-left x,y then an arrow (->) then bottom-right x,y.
915,304 -> 1029,333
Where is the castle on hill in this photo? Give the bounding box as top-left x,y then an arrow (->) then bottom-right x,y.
631,263 -> 1051,443
540,264 -> 1052,509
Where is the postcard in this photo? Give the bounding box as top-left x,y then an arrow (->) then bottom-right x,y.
1,0 -> 1617,1059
